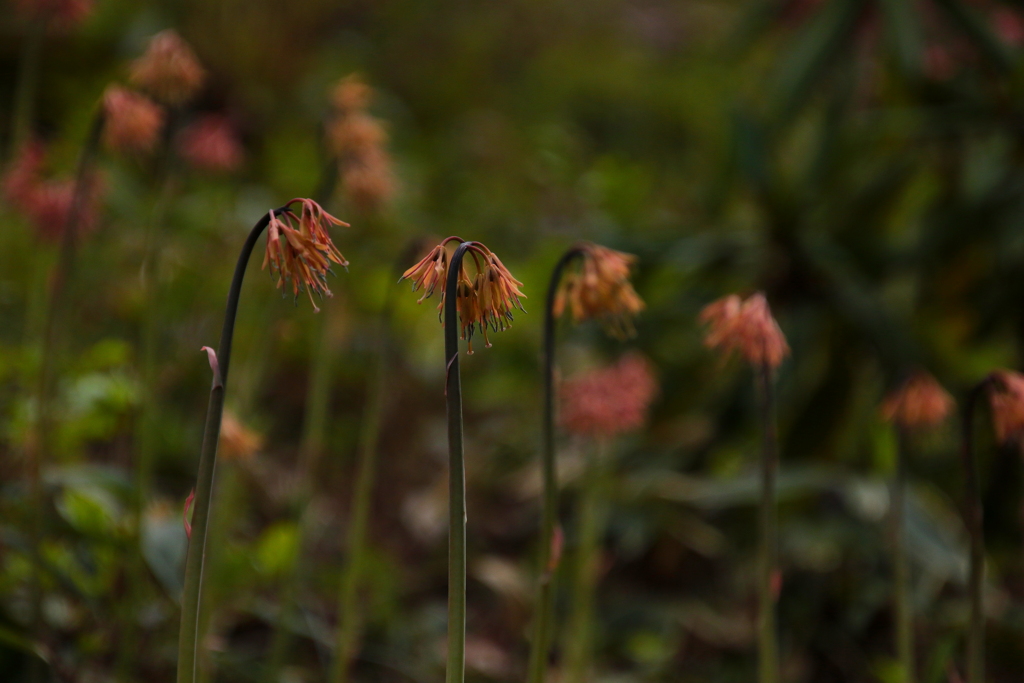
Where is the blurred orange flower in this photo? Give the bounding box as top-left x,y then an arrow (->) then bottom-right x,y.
129,30 -> 206,105
700,292 -> 789,369
554,242 -> 644,338
219,412 -> 263,462
988,370 -> 1024,445
881,372 -> 954,430
102,86 -> 164,155
326,74 -> 395,212
262,198 -> 349,312
560,353 -> 658,438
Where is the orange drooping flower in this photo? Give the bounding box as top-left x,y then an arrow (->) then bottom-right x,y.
560,353 -> 658,438
700,292 -> 789,369
2,142 -> 104,242
219,411 -> 263,462
326,74 -> 395,212
102,86 -> 165,155
177,115 -> 244,172
261,198 -> 349,312
129,30 -> 206,105
401,238 -> 526,352
554,243 -> 645,339
988,370 -> 1024,445
881,372 -> 954,430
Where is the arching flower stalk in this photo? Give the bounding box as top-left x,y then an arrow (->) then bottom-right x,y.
958,370 -> 1024,683
881,372 -> 953,683
400,237 -> 525,683
176,199 -> 348,683
527,242 -> 643,683
700,292 -> 789,683
559,354 -> 657,683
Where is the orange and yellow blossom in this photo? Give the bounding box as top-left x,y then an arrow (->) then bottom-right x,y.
554,243 -> 644,338
700,292 -> 789,370
261,198 -> 349,312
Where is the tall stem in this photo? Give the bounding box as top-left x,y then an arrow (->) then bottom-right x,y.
755,364 -> 779,683
444,241 -> 474,683
891,427 -> 914,683
563,440 -> 608,683
176,208 -> 286,683
331,290 -> 393,683
960,382 -> 985,683
526,248 -> 582,683
26,109 -> 104,678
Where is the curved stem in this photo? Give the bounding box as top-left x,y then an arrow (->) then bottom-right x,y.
526,247 -> 583,683
756,363 -> 779,683
960,381 -> 986,683
176,207 -> 288,683
444,240 -> 474,683
891,427 -> 914,683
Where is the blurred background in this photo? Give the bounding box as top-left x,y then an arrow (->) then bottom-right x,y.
3,0 -> 1024,681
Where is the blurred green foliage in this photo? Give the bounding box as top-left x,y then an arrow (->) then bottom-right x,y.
3,0 -> 1024,681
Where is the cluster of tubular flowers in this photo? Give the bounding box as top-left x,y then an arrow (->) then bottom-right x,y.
326,74 -> 395,212
1,141 -> 103,242
987,370 -> 1024,445
560,353 -> 658,439
262,198 -> 350,312
401,237 -> 526,353
881,372 -> 954,430
700,292 -> 789,369
554,243 -> 645,338
176,115 -> 244,172
101,85 -> 165,155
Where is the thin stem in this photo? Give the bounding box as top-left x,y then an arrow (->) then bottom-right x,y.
26,108 -> 104,679
526,247 -> 583,683
960,381 -> 986,683
892,427 -> 914,683
563,440 -> 608,683
756,363 -> 779,683
331,289 -> 394,683
176,207 -> 287,683
444,241 -> 474,683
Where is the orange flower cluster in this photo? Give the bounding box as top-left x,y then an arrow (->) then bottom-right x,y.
1,142 -> 103,243
988,370 -> 1024,445
177,115 -> 244,172
560,353 -> 658,438
102,86 -> 164,155
326,74 -> 395,212
554,243 -> 645,339
401,238 -> 526,352
700,292 -> 789,369
262,198 -> 349,312
881,372 -> 954,430
129,30 -> 206,105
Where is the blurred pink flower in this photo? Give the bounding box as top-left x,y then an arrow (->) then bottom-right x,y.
881,372 -> 954,430
993,6 -> 1024,47
13,0 -> 94,27
177,115 -> 244,172
2,142 -> 103,243
700,292 -> 789,370
129,30 -> 206,105
102,86 -> 165,155
560,353 -> 658,439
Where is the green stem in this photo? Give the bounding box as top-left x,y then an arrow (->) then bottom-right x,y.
10,15 -> 45,154
176,207 -> 288,683
330,291 -> 393,683
526,247 -> 583,683
26,109 -> 104,679
444,241 -> 474,683
891,427 -> 914,683
563,441 -> 608,683
960,381 -> 986,683
756,364 -> 779,683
